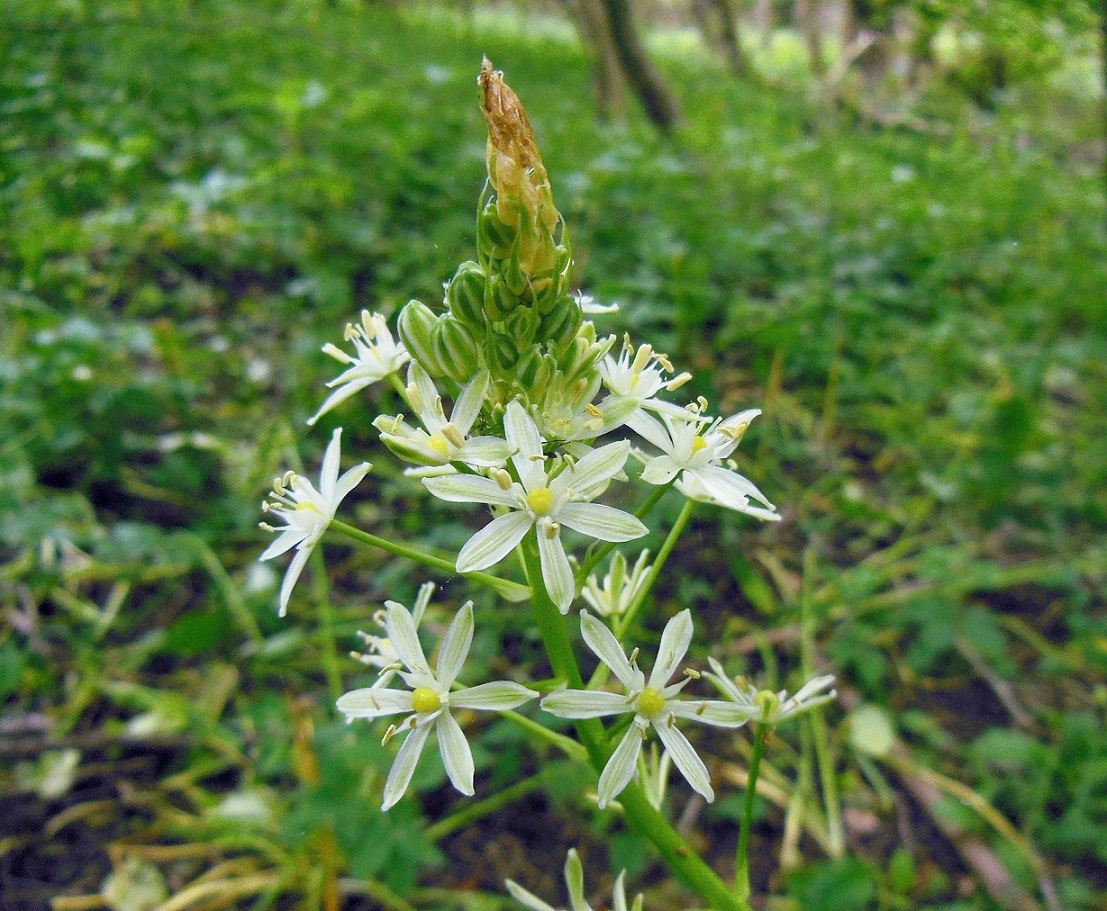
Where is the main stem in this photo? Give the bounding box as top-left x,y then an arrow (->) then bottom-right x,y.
520,535 -> 745,911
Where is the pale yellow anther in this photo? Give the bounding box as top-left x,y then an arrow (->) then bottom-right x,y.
494,469 -> 513,491
585,403 -> 603,417
543,520 -> 560,539
412,687 -> 442,714
426,434 -> 450,458
527,487 -> 553,515
638,687 -> 666,719
442,423 -> 465,448
668,372 -> 692,390
632,344 -> 653,374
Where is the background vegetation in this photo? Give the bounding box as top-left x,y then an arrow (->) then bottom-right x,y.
1,1 -> 1104,910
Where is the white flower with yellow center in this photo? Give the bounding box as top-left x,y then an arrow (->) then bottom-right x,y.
373,363 -> 509,472
704,659 -> 837,726
259,428 -> 370,616
633,407 -> 779,521
600,336 -> 693,423
336,598 -> 538,810
307,310 -> 410,426
423,401 -> 647,613
541,611 -> 755,808
505,848 -> 642,911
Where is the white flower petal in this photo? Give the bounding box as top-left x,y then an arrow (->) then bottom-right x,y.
437,711 -> 475,796
640,457 -> 681,486
277,546 -> 312,618
381,720 -> 432,810
450,681 -> 539,712
260,528 -> 305,561
627,410 -> 672,452
335,688 -> 413,720
460,436 -> 512,467
564,849 -> 590,911
648,609 -> 693,690
696,464 -> 774,508
319,429 -> 343,498
306,376 -> 374,426
537,524 -> 575,614
580,611 -> 643,691
557,503 -> 647,543
423,474 -> 517,508
456,511 -> 532,572
667,698 -> 755,727
561,440 -> 630,493
332,461 -> 371,502
435,602 -> 474,690
654,718 -> 714,801
541,688 -> 633,719
504,401 -> 545,487
385,601 -> 432,676
504,881 -> 558,911
452,369 -> 489,435
597,724 -> 644,809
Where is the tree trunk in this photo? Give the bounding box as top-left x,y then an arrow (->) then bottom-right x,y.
560,0 -> 626,120
695,0 -> 752,77
598,0 -> 681,131
795,0 -> 827,79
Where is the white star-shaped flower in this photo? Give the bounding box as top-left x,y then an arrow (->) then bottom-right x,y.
423,401 -> 647,613
259,428 -> 370,616
633,408 -> 779,520
600,337 -> 693,423
307,311 -> 410,426
336,598 -> 538,810
541,610 -> 755,808
704,659 -> 837,726
580,549 -> 652,618
373,363 -> 509,473
505,848 -> 642,911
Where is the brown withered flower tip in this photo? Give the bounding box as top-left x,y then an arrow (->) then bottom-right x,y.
478,58 -> 559,246
478,56 -> 549,188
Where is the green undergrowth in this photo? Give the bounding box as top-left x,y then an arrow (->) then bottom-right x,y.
1,2 -> 1104,910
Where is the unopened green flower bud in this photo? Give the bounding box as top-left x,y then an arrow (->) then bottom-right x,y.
506,305 -> 540,351
488,333 -> 519,374
537,294 -> 583,346
517,347 -> 553,390
484,275 -> 515,322
397,299 -> 445,377
477,199 -> 515,256
433,315 -> 480,383
446,261 -> 488,330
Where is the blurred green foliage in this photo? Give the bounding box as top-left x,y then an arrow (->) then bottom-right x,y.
0,1 -> 1104,909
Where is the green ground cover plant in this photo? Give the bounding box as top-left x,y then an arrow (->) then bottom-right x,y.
1,2 -> 1104,910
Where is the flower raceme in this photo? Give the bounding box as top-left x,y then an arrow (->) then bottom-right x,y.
541,610 -> 756,807
423,401 -> 647,613
336,597 -> 537,810
259,428 -> 370,616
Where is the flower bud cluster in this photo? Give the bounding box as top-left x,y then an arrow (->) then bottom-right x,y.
397,59 -> 585,413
